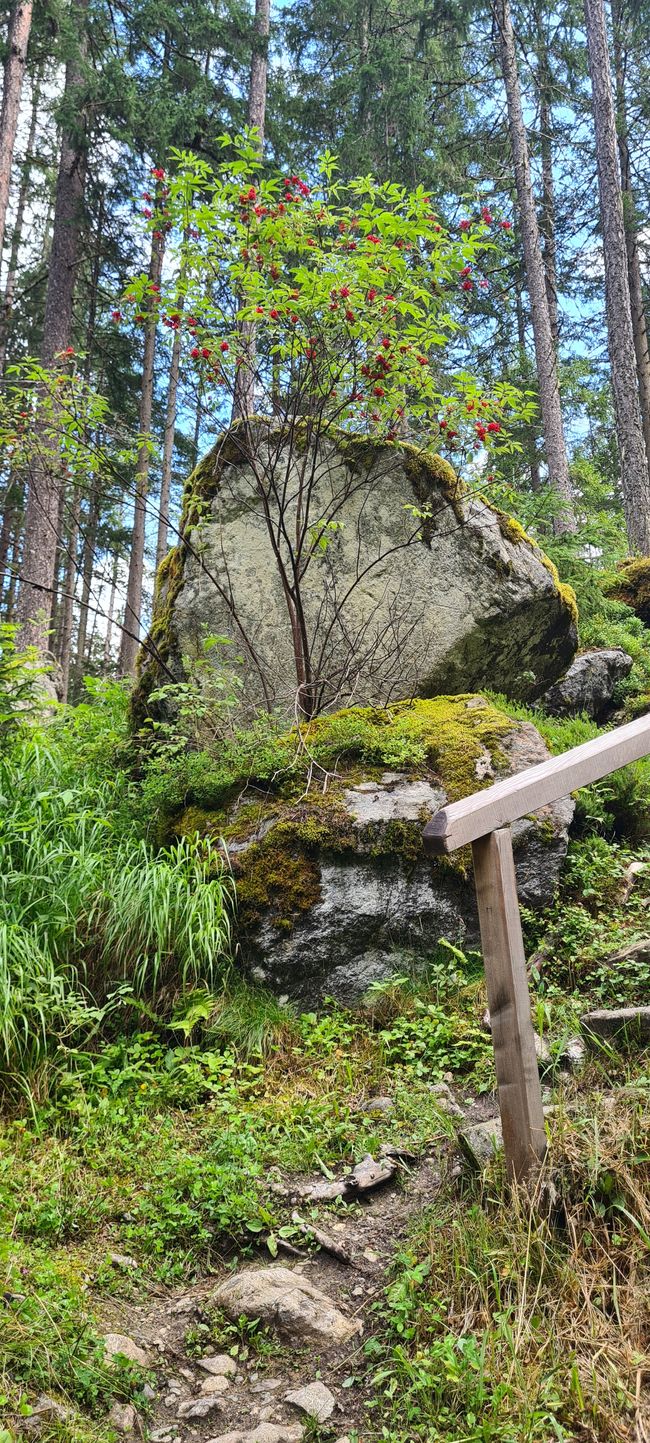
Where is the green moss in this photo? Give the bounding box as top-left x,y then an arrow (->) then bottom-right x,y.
493,509 -> 579,629
603,558 -> 650,627
169,695 -> 525,933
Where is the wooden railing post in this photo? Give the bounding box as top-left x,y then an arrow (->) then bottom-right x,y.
471,828 -> 546,1182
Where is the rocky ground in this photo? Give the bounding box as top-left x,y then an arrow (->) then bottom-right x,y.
26,1085 -> 501,1443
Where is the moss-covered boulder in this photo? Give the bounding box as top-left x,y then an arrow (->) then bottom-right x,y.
167,696 -> 574,1006
134,421 -> 578,725
603,559 -> 650,627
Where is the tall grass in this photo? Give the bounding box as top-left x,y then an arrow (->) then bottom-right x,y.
0,732 -> 234,1087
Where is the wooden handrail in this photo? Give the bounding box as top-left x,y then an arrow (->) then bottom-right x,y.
424,711 -> 650,856
422,708 -> 650,1185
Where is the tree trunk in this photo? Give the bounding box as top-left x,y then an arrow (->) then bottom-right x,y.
4,508 -> 22,617
56,486 -> 80,701
0,0 -> 34,259
231,0 -> 270,422
71,476 -> 100,695
156,260 -> 186,568
584,0 -> 650,554
103,544 -> 119,671
118,225 -> 164,674
0,475 -> 22,607
15,0 -> 89,656
0,65 -> 40,372
493,0 -> 575,532
611,0 -> 650,485
535,18 -> 560,351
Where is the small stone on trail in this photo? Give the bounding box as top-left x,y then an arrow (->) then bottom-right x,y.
533,1031 -> 552,1069
459,1116 -> 503,1169
581,1006 -> 650,1046
18,1396 -> 70,1435
205,1428 -> 304,1443
212,1266 -> 361,1346
108,1402 -> 137,1433
429,1082 -> 464,1118
178,1395 -> 226,1419
102,1332 -> 150,1367
560,1035 -> 586,1070
359,1095 -> 394,1116
285,1381 -> 336,1423
108,1252 -> 138,1270
201,1375 -> 231,1396
198,1354 -> 237,1378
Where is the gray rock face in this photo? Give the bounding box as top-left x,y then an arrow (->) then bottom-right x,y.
581,1007 -> 650,1047
541,648 -> 632,719
238,719 -> 574,1006
458,1117 -> 503,1169
139,423 -> 577,720
212,1266 -> 360,1347
285,1382 -> 336,1422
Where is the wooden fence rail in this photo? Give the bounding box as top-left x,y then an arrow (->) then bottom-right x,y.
423,711 -> 650,1183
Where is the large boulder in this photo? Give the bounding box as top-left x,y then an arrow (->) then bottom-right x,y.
166,695 -> 574,1005
134,422 -> 577,725
541,647 -> 633,719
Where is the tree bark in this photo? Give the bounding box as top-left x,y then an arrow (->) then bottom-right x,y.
71,475 -> 100,695
56,486 -> 80,700
535,17 -> 560,351
103,543 -> 119,671
15,0 -> 89,655
584,0 -> 650,554
0,0 -> 34,259
0,65 -> 40,372
493,0 -> 575,532
4,508 -> 22,617
156,258 -> 186,567
610,0 -> 650,485
118,225 -> 164,674
231,0 -> 270,422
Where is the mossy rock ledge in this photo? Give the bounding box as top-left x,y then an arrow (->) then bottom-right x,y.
171,697 -> 575,1006
603,558 -> 650,627
134,420 -> 578,726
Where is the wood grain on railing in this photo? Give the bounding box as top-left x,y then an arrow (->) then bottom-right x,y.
422,707 -> 650,1184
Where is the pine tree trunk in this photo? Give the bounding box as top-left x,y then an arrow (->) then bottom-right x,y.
103,545 -> 119,671
0,0 -> 34,258
537,46 -> 559,349
610,0 -> 650,484
0,475 -> 22,607
156,259 -> 185,567
231,0 -> 270,422
118,226 -> 164,674
71,477 -> 100,695
4,509 -> 22,617
0,66 -> 40,373
493,0 -> 575,532
584,0 -> 650,553
56,486 -> 80,701
15,0 -> 89,656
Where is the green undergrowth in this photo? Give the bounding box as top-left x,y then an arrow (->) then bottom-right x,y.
361,1077 -> 650,1442
488,692 -> 650,842
2,816 -> 650,1440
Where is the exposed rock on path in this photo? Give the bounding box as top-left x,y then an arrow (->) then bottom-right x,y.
212,1266 -> 361,1346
